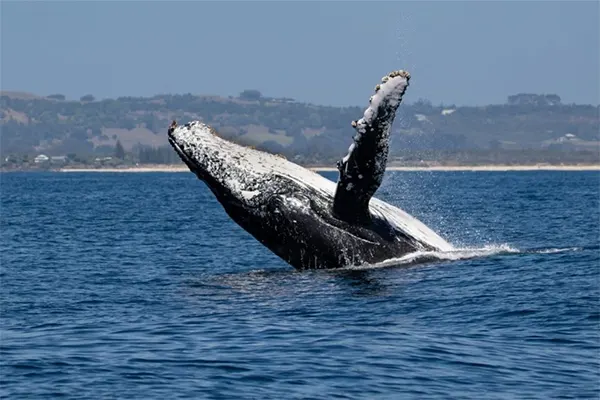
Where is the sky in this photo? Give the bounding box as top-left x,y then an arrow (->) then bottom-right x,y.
1,1 -> 599,107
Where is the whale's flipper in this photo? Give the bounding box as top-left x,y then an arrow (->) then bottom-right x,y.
332,70 -> 411,224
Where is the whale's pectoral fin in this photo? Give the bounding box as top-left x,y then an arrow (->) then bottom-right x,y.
332,70 -> 411,225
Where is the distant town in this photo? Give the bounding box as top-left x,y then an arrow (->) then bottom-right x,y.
1,91 -> 598,171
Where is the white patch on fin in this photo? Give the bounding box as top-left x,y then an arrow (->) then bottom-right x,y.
339,70 -> 410,170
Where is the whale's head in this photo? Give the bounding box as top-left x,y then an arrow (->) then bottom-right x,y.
168,120 -> 335,220
168,121 -> 263,203
168,121 -> 351,267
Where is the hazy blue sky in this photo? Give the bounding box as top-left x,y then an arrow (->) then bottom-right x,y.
1,1 -> 598,106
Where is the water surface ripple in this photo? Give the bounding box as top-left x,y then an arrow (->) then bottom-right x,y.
1,171 -> 598,399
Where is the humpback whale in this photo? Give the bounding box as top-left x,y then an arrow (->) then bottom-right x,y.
168,70 -> 453,270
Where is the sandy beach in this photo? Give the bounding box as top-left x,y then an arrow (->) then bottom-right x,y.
56,164 -> 600,173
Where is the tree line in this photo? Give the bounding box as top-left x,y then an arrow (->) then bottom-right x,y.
1,89 -> 598,165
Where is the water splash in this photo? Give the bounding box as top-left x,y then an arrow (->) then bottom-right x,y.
342,244 -> 517,270
342,244 -> 584,271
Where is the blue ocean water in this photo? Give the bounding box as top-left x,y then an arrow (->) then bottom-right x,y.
1,170 -> 599,399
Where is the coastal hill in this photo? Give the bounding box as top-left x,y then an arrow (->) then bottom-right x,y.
1,90 -> 598,167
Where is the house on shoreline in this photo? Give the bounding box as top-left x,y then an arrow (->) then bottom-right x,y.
33,154 -> 68,164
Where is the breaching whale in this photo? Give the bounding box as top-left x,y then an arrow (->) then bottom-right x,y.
168,70 -> 453,270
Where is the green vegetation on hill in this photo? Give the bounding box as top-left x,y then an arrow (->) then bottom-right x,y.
1,91 -> 598,168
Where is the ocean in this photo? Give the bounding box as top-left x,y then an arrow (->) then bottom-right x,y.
1,170 -> 598,399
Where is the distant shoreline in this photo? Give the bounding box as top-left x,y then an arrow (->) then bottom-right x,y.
2,164 -> 599,174
46,164 -> 600,173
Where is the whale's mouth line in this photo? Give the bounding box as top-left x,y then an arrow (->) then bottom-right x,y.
169,138 -> 192,166
168,137 -> 200,174
168,137 -> 233,202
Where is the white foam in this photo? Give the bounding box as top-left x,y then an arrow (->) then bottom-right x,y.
344,244 -> 519,270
